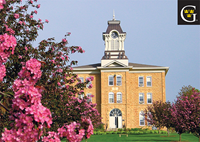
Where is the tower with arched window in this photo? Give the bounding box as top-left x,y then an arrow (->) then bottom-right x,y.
73,16 -> 169,129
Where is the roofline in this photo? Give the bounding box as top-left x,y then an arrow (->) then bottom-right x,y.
72,66 -> 169,75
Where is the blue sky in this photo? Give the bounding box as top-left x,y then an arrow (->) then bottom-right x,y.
33,0 -> 200,103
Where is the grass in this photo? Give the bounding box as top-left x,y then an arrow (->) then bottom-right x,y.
61,133 -> 198,142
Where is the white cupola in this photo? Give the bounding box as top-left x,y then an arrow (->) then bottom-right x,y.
101,13 -> 128,67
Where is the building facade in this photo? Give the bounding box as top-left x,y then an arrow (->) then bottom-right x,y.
73,17 -> 169,129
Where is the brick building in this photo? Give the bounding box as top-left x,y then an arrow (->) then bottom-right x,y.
73,17 -> 169,129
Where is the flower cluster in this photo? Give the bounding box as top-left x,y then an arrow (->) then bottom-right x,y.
0,0 -> 6,10
81,117 -> 94,139
1,59 -> 52,142
0,33 -> 17,81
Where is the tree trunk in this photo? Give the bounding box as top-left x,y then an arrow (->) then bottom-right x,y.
167,128 -> 169,136
179,134 -> 181,142
159,127 -> 160,134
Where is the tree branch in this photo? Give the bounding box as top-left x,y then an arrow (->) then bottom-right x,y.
0,102 -> 9,112
0,91 -> 13,97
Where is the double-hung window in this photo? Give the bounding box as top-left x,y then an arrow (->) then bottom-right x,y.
78,94 -> 84,99
147,112 -> 151,126
147,76 -> 152,87
139,93 -> 144,104
108,75 -> 114,86
109,92 -> 114,103
86,93 -> 92,102
139,76 -> 144,87
86,77 -> 92,88
79,77 -> 84,83
147,93 -> 152,104
116,75 -> 122,86
139,111 -> 145,126
117,92 -> 122,103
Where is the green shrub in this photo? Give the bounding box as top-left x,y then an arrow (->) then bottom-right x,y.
154,130 -> 159,134
118,128 -> 123,131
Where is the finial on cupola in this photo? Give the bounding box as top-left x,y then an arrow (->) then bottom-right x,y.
113,10 -> 115,20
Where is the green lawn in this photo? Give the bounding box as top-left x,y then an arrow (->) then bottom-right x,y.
61,133 -> 198,142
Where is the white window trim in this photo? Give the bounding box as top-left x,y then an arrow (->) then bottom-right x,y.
139,111 -> 145,126
139,93 -> 144,104
116,75 -> 122,86
147,93 -> 152,104
86,93 -> 92,102
138,76 -> 144,87
146,76 -> 152,87
108,75 -> 114,86
108,92 -> 114,103
116,92 -> 122,103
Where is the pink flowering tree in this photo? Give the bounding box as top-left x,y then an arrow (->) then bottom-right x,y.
170,88 -> 200,142
144,101 -> 166,134
0,0 -> 101,141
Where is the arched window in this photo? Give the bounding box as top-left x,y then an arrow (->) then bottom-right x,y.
139,111 -> 145,126
108,75 -> 114,86
116,75 -> 122,86
117,92 -> 122,103
109,92 -> 114,103
110,108 -> 122,116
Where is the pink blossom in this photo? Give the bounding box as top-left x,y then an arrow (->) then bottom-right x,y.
45,19 -> 49,23
14,13 -> 19,19
82,50 -> 85,53
0,64 -> 6,81
34,10 -> 37,14
19,21 -> 23,25
62,39 -> 67,42
30,15 -> 33,18
25,46 -> 28,51
57,82 -> 61,86
18,55 -> 22,59
88,84 -> 93,89
0,0 -> 6,9
36,4 -> 40,8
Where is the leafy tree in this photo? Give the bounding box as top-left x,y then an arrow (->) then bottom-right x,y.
170,88 -> 200,142
144,101 -> 166,134
0,0 -> 101,141
177,85 -> 193,98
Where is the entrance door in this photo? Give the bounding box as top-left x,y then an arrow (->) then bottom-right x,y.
109,108 -> 122,128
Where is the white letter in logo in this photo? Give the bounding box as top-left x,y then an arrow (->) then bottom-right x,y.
181,5 -> 197,22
